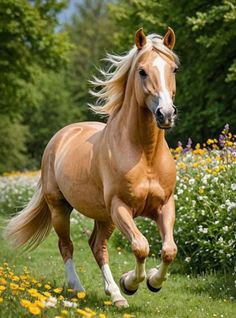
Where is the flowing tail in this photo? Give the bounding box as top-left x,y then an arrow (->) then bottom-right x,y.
4,178 -> 52,250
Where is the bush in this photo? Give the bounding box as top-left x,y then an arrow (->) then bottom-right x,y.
113,125 -> 236,274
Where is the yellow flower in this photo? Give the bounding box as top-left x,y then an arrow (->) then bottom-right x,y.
54,287 -> 63,294
58,295 -> 65,300
104,300 -> 112,306
178,162 -> 186,169
0,278 -> 7,285
198,188 -> 204,194
123,315 -> 135,318
20,299 -> 31,308
28,305 -> 41,315
28,288 -> 39,297
77,291 -> 86,299
44,284 -> 51,290
71,297 -> 78,302
0,297 -> 3,304
43,291 -> 51,297
99,314 -> 107,318
61,309 -> 69,315
0,286 -> 6,291
76,308 -> 92,317
34,300 -> 45,309
85,308 -> 96,316
10,283 -> 19,290
12,275 -> 20,282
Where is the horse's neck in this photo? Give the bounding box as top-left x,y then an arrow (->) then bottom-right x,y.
109,93 -> 165,163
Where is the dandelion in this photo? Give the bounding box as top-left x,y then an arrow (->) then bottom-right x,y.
77,291 -> 86,299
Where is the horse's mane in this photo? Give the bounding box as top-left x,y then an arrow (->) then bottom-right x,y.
90,34 -> 179,116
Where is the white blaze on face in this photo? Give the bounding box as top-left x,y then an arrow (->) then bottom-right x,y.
152,55 -> 173,110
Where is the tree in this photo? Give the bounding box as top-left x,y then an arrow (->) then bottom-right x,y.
0,0 -> 71,116
65,0 -> 116,120
0,0 -> 71,172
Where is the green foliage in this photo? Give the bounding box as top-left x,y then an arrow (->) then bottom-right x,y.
23,71 -> 77,167
0,0 -> 71,115
0,115 -> 28,174
65,0 -> 116,120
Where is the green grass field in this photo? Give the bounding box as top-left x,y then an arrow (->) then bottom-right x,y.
0,214 -> 235,318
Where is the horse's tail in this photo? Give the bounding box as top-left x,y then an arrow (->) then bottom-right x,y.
4,177 -> 52,251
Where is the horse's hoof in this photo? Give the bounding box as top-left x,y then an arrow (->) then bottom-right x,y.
119,276 -> 138,295
114,299 -> 129,308
146,278 -> 162,293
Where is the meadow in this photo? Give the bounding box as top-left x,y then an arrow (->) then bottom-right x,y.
0,125 -> 235,317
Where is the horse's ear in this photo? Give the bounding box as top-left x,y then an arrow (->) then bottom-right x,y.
135,28 -> 147,50
163,27 -> 176,50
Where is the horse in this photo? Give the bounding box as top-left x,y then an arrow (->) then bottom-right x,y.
5,27 -> 179,308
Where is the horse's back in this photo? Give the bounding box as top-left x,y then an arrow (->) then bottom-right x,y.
41,121 -> 108,220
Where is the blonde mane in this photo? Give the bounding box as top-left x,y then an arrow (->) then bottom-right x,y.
90,34 -> 179,116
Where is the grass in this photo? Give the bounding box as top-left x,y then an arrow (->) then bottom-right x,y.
0,214 -> 235,318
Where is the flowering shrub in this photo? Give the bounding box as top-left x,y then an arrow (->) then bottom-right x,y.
113,125 -> 236,274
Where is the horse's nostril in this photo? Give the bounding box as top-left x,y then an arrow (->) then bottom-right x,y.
156,108 -> 164,120
173,106 -> 177,116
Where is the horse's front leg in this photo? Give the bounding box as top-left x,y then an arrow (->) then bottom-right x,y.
147,195 -> 177,292
111,196 -> 149,295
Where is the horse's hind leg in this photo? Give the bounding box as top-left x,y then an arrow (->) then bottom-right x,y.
89,220 -> 128,308
45,195 -> 84,291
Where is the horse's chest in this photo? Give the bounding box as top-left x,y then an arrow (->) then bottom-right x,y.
123,176 -> 170,213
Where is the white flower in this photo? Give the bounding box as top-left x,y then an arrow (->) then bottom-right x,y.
231,184 -> 236,191
185,257 -> 191,263
44,296 -> 57,308
63,300 -> 78,308
189,178 -> 195,185
227,202 -> 236,212
218,237 -> 224,243
223,226 -> 228,232
177,188 -> 184,195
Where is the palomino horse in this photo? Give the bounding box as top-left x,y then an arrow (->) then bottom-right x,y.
5,27 -> 179,308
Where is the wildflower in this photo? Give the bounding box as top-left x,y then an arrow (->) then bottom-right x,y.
104,300 -> 112,305
77,291 -> 86,299
63,300 -> 77,308
76,308 -> 92,317
231,184 -> 236,191
28,305 -> 41,315
99,314 -> 107,318
20,299 -> 31,308
53,287 -> 63,294
44,284 -> 51,290
0,297 -> 3,303
61,309 -> 69,315
44,296 -> 57,308
0,286 -> 6,291
10,283 -> 19,290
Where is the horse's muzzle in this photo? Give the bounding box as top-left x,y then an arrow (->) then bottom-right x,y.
154,105 -> 177,129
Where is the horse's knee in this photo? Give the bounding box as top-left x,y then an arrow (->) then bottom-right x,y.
131,236 -> 149,262
162,242 -> 177,264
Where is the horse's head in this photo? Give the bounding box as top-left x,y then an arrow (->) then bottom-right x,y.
134,28 -> 179,129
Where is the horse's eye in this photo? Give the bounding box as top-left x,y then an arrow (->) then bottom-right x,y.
173,67 -> 178,74
139,68 -> 147,77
